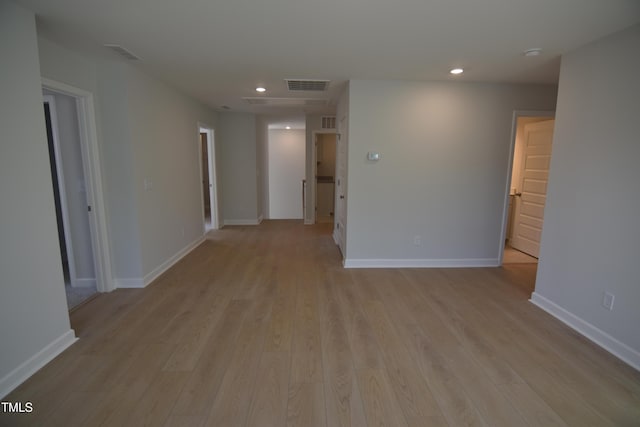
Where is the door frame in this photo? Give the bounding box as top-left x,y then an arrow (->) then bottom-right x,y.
42,78 -> 114,292
310,129 -> 337,224
498,110 -> 555,265
198,123 -> 219,230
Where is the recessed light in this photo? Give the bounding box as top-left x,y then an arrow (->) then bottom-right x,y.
450,68 -> 464,75
285,126 -> 291,130
256,87 -> 266,93
524,48 -> 542,57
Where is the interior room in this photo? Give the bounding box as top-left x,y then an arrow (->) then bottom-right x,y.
1,0 -> 639,425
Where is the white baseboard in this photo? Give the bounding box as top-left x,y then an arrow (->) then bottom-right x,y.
530,292 -> 640,371
143,236 -> 205,287
0,329 -> 77,399
71,278 -> 96,288
304,219 -> 314,225
343,258 -> 499,268
223,219 -> 261,226
114,278 -> 145,288
258,214 -> 264,224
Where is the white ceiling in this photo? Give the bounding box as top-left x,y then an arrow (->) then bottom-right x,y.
16,0 -> 640,115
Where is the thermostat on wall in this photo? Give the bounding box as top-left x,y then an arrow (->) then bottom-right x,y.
367,151 -> 380,161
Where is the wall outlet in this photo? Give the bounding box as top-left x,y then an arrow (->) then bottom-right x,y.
602,292 -> 615,311
413,235 -> 421,246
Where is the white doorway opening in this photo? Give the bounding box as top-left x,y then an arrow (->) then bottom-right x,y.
312,131 -> 337,224
199,125 -> 218,231
42,78 -> 114,302
500,110 -> 555,265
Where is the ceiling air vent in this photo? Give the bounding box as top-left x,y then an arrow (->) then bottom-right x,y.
244,97 -> 329,107
285,79 -> 330,92
104,44 -> 141,61
321,116 -> 336,129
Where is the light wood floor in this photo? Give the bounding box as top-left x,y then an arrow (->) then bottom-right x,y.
2,221 -> 639,426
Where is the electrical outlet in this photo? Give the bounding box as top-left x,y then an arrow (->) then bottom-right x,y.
602,292 -> 615,311
413,235 -> 421,246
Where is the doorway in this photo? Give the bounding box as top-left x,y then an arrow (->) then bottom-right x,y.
42,78 -> 114,299
267,127 -> 306,219
314,133 -> 337,224
501,112 -> 555,265
43,92 -> 98,309
199,126 -> 218,231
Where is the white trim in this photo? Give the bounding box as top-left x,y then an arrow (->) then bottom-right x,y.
42,78 -> 114,293
257,214 -> 264,224
0,330 -> 77,399
143,236 -> 205,287
498,110 -> 555,266
73,278 -> 97,288
530,292 -> 640,371
344,258 -> 499,269
114,278 -> 145,289
304,219 -> 314,225
223,219 -> 262,226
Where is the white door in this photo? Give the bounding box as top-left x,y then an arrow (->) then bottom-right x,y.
334,117 -> 348,257
511,119 -> 555,258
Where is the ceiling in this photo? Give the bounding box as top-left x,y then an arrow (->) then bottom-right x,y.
16,0 -> 640,116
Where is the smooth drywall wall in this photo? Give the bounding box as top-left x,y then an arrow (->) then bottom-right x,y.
44,90 -> 96,282
534,24 -> 640,364
126,66 -> 218,278
218,113 -> 259,223
268,129 -> 306,219
345,79 -> 557,264
0,1 -> 74,394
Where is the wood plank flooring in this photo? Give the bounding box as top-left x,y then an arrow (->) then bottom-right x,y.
2,220 -> 639,426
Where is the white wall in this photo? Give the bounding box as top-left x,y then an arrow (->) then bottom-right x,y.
345,80 -> 558,266
126,66 -> 218,279
0,1 -> 75,397
533,24 -> 640,369
44,90 -> 96,283
268,129 -> 305,219
218,112 -> 259,224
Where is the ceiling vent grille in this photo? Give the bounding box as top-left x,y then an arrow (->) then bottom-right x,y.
244,97 -> 329,107
321,116 -> 336,129
285,79 -> 330,92
104,44 -> 141,61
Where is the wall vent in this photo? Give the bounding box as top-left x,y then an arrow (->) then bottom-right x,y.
285,79 -> 330,92
321,116 -> 336,129
104,44 -> 141,61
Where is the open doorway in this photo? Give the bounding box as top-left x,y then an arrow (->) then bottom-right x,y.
199,125 -> 218,231
267,126 -> 306,220
502,112 -> 555,265
42,79 -> 114,304
314,132 -> 337,224
43,92 -> 98,310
